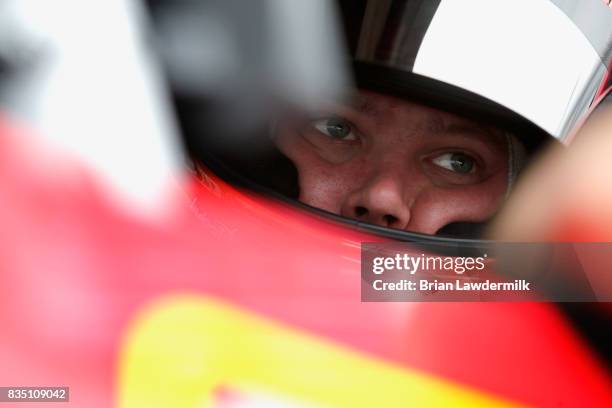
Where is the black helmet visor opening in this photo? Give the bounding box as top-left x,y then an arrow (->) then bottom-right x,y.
183,76 -> 541,245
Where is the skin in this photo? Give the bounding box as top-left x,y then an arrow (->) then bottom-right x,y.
274,90 -> 509,235
491,103 -> 612,242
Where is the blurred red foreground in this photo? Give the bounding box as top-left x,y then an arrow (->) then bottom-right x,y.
0,115 -> 610,407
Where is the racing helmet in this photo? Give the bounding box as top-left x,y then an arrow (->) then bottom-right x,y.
338,0 -> 612,145
147,0 -> 612,241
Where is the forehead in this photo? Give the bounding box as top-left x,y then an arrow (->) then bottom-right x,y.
350,89 -> 503,138
349,90 -> 460,123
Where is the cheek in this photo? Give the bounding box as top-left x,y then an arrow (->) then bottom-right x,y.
298,169 -> 350,213
411,173 -> 508,233
274,129 -> 363,213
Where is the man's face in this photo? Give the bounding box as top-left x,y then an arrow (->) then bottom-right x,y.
274,90 -> 509,235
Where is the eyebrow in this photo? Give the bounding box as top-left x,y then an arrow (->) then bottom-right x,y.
349,96 -> 378,116
423,115 -> 508,153
444,123 -> 491,137
446,123 -> 506,146
430,116 -> 504,144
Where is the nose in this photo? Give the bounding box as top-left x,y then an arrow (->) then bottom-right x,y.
341,174 -> 412,230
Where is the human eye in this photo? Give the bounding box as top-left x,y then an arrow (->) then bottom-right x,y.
431,152 -> 476,174
312,117 -> 358,141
